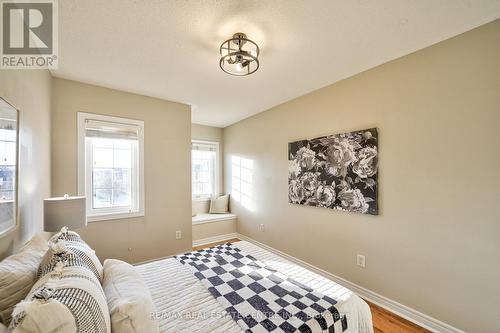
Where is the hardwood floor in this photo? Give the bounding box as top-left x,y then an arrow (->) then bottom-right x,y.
193,240 -> 431,333
192,238 -> 240,251
366,300 -> 430,333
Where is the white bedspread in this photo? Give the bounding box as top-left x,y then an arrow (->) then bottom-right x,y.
136,241 -> 373,333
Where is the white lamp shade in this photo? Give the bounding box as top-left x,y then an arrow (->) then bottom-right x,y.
43,195 -> 87,232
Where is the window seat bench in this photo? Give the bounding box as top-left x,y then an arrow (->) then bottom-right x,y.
192,213 -> 237,225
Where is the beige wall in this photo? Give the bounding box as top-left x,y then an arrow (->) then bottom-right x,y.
192,219 -> 236,242
224,21 -> 500,333
192,123 -> 223,144
191,123 -> 224,215
0,70 -> 52,260
51,78 -> 192,264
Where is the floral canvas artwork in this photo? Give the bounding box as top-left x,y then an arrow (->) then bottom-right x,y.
288,128 -> 378,215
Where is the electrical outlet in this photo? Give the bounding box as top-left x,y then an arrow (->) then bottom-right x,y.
175,230 -> 182,240
259,224 -> 265,232
356,254 -> 366,268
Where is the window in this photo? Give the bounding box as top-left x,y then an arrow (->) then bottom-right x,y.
192,140 -> 219,200
0,124 -> 17,201
0,98 -> 18,236
78,113 -> 144,222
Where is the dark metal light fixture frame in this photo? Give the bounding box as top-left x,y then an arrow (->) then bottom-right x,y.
219,33 -> 260,76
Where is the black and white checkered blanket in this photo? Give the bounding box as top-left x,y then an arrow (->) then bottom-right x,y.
175,243 -> 348,333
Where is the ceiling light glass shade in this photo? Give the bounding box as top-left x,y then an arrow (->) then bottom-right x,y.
220,33 -> 260,76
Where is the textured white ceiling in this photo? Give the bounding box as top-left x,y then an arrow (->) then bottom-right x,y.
53,1 -> 500,127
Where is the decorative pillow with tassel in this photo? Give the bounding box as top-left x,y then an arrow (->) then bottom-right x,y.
48,227 -> 87,245
9,262 -> 111,333
38,228 -> 103,283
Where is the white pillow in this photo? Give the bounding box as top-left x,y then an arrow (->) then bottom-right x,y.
9,263 -> 111,333
209,194 -> 229,214
0,235 -> 48,325
103,259 -> 159,333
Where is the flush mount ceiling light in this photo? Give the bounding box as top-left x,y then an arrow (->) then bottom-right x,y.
219,33 -> 260,76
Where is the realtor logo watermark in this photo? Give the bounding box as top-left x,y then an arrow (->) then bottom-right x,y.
1,0 -> 58,69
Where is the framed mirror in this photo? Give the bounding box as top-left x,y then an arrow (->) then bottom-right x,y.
0,98 -> 19,237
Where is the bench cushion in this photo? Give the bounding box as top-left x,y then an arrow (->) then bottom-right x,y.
192,213 -> 237,224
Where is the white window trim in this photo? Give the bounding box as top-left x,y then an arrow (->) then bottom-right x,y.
77,112 -> 145,222
191,139 -> 219,201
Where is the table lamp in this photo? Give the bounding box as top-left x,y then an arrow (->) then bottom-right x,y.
43,194 -> 87,232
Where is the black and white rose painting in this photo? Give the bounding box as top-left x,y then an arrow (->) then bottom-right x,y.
288,128 -> 378,215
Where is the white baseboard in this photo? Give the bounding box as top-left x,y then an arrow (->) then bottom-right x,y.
192,233 -> 238,248
236,233 -> 465,333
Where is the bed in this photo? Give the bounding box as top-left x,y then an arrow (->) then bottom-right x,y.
136,240 -> 373,333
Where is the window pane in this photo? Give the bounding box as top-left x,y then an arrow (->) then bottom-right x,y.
93,169 -> 112,189
113,168 -> 132,207
113,189 -> 131,207
202,183 -> 211,195
5,142 -> 16,166
191,143 -> 217,198
0,166 -> 15,192
203,160 -> 211,171
113,168 -> 131,189
114,149 -> 131,168
93,147 -> 113,168
198,171 -> 209,182
91,138 -> 134,210
0,191 -> 14,201
93,189 -> 112,208
0,142 -> 16,166
113,139 -> 132,150
0,129 -> 16,142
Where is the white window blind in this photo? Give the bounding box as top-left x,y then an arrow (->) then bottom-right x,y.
85,119 -> 140,140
